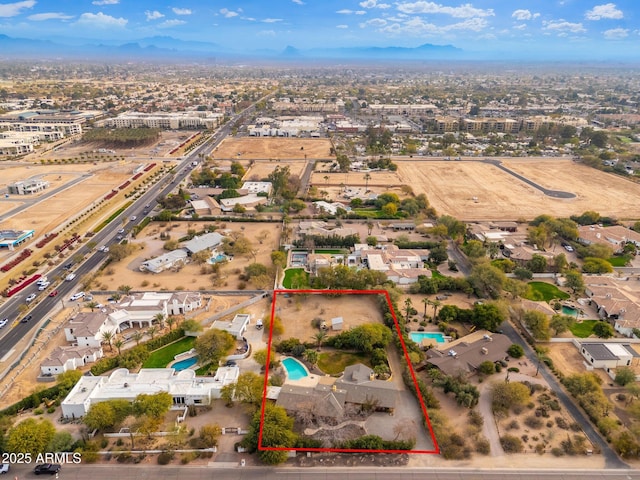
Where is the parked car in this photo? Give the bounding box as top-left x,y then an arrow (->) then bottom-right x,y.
34,464 -> 61,475
0,463 -> 9,474
224,360 -> 237,367
70,292 -> 85,301
48,290 -> 58,297
564,244 -> 574,252
25,293 -> 36,303
0,318 -> 8,328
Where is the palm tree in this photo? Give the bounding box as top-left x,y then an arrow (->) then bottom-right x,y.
118,284 -> 132,295
101,331 -> 114,352
166,316 -> 175,331
154,313 -> 166,330
313,331 -> 328,351
147,326 -> 158,340
303,349 -> 318,366
404,297 -> 413,321
111,292 -> 121,302
132,330 -> 144,346
366,221 -> 374,236
422,297 -> 431,319
364,173 -> 372,192
86,301 -> 98,312
324,175 -> 329,185
431,300 -> 442,322
113,338 -> 124,356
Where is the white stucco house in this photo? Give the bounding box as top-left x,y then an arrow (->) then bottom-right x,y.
578,341 -> 640,380
40,346 -> 103,376
64,312 -> 120,348
211,313 -> 250,339
61,366 -> 240,419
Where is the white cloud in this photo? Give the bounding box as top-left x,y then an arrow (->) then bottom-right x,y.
363,14 -> 488,36
360,18 -> 388,28
92,0 -> 119,4
75,12 -> 127,28
292,0 -> 305,4
336,24 -> 348,29
257,29 -> 276,36
28,12 -> 73,21
0,0 -> 35,17
513,23 -> 527,30
159,19 -> 186,28
543,19 -> 586,33
512,9 -> 539,21
359,0 -> 391,8
603,27 -> 628,39
396,1 -> 494,18
220,8 -> 239,18
172,8 -> 192,15
145,10 -> 164,21
586,3 -> 623,20
262,18 -> 283,23
355,10 -> 366,15
337,9 -> 354,14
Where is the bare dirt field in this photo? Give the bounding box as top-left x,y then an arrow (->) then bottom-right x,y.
394,159 -> 640,221
98,221 -> 281,292
243,159 -> 308,181
272,292 -> 385,345
213,137 -> 333,160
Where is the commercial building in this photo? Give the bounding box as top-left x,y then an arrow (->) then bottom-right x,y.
8,179 -> 49,195
0,229 -> 35,250
101,111 -> 223,130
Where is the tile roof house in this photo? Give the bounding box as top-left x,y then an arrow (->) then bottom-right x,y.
64,311 -> 120,348
578,225 -> 640,254
584,276 -> 640,337
426,331 -> 511,377
40,346 -> 103,376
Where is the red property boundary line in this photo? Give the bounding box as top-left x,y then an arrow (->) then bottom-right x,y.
258,288 -> 440,455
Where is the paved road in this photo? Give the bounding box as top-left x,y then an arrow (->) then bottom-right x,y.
500,320 -> 628,469
5,464 -> 640,480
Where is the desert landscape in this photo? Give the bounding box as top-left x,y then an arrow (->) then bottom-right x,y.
213,137 -> 333,160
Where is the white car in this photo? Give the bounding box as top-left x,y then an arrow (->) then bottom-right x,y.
25,293 -> 37,303
0,463 -> 9,474
65,273 -> 76,282
564,245 -> 574,252
38,282 -> 50,290
0,318 -> 8,329
70,292 -> 85,301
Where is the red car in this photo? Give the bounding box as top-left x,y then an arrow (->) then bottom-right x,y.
48,290 -> 58,297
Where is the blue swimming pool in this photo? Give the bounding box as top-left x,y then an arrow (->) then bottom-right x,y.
410,332 -> 446,344
209,253 -> 229,264
282,357 -> 309,381
172,356 -> 198,371
562,306 -> 577,316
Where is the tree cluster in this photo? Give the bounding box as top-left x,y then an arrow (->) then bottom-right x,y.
325,323 -> 392,353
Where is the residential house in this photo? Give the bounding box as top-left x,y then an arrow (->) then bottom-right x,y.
211,313 -> 250,339
182,232 -> 224,255
64,311 -> 120,348
313,201 -> 351,216
426,331 -> 511,376
584,276 -> 640,337
357,244 -> 431,285
577,225 -> 640,254
577,341 -> 640,380
61,366 -> 239,418
40,346 -> 103,376
140,250 -> 188,273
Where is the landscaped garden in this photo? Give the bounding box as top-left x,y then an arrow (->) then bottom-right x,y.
569,320 -> 597,338
524,282 -> 570,302
317,350 -> 372,375
282,267 -> 309,289
142,336 -> 196,368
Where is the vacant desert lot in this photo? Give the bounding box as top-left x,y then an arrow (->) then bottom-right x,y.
213,137 -> 332,160
395,158 -> 640,221
243,159 -> 308,181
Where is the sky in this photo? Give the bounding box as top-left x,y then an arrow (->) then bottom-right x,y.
1,0 -> 640,59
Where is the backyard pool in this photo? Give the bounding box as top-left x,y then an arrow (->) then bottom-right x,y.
282,357 -> 309,381
209,253 -> 229,264
410,332 -> 446,344
562,306 -> 578,316
290,252 -> 308,266
172,356 -> 198,371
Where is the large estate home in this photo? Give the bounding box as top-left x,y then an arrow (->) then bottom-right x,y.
584,276 -> 640,337
577,225 -> 640,254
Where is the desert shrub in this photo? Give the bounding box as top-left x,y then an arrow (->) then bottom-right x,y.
34,408 -> 44,415
535,443 -> 545,455
117,452 -> 132,463
521,434 -> 529,443
181,452 -> 198,464
474,437 -> 490,455
524,416 -> 544,429
546,420 -> 554,428
500,434 -> 524,453
100,438 -> 109,448
468,410 -> 484,427
551,447 -> 564,457
157,451 -> 174,465
507,367 -> 519,373
506,419 -> 520,431
555,417 -> 569,429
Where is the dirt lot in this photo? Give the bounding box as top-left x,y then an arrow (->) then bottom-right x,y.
272,292 -> 385,345
393,158 -> 640,221
99,221 -> 281,292
213,137 -> 333,160
243,159 -> 308,181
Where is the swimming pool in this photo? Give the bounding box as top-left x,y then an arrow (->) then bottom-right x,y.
208,253 -> 229,264
282,357 -> 309,381
172,356 -> 198,371
562,306 -> 577,316
410,332 -> 446,344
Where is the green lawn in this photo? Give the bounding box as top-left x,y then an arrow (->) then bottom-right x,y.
282,268 -> 309,289
314,249 -> 348,255
431,269 -> 445,279
523,282 -> 570,302
317,351 -> 372,375
608,256 -> 631,267
142,336 -> 196,368
569,320 -> 597,338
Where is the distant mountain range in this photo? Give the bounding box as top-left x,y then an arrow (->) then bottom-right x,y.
0,34 -> 463,63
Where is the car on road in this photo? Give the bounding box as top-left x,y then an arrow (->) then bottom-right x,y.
0,318 -> 8,328
34,463 -> 61,475
20,315 -> 32,323
0,463 -> 9,474
116,235 -> 123,241
118,228 -> 125,234
98,245 -> 109,252
130,215 -> 137,221
38,281 -> 50,290
48,290 -> 58,297
25,293 -> 36,303
564,244 -> 574,252
63,262 -> 74,270
65,273 -> 76,282
70,292 -> 85,301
